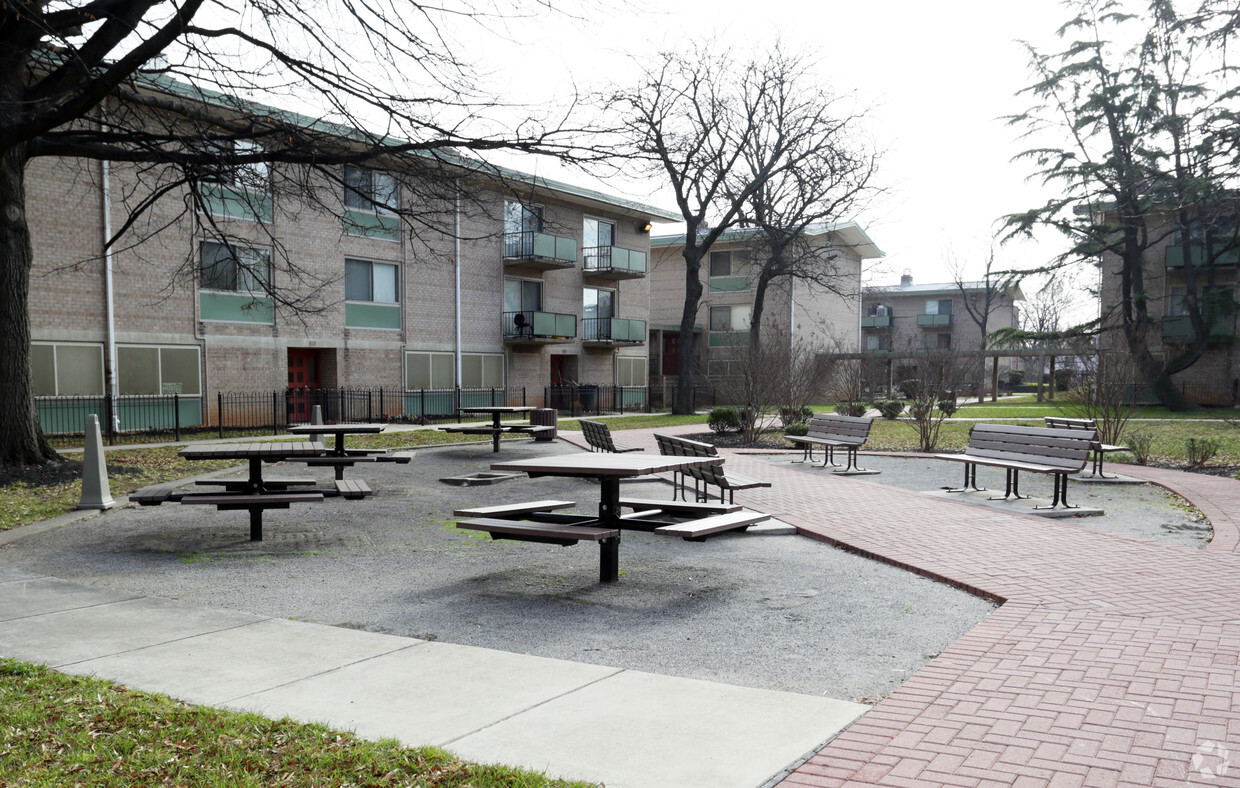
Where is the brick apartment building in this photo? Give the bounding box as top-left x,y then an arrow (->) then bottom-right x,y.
861,273 -> 1023,384
27,84 -> 676,431
647,223 -> 883,386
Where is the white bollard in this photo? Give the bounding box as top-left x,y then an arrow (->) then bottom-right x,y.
78,414 -> 115,510
309,404 -> 324,445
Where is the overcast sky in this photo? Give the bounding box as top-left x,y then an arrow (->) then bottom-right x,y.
455,0 -> 1082,301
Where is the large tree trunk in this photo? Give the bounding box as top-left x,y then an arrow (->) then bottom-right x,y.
1124,320 -> 1195,411
0,144 -> 61,466
673,253 -> 704,415
747,274 -> 770,358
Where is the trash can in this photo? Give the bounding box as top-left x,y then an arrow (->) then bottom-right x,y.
530,408 -> 557,441
578,384 -> 598,413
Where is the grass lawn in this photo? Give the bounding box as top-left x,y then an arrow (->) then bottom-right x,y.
0,658 -> 595,788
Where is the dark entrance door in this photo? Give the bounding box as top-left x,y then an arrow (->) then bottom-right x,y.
287,348 -> 321,423
663,334 -> 680,375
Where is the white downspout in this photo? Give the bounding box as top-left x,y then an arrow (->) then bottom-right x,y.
454,180 -> 462,387
101,111 -> 120,431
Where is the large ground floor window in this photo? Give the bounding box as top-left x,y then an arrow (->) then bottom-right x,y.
405,351 -> 506,389
616,356 -> 647,386
117,345 -> 202,395
31,343 -> 104,396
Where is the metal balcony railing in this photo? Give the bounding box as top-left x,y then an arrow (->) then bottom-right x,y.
861,314 -> 892,328
916,313 -> 952,327
503,231 -> 577,264
503,310 -> 577,339
583,245 -> 647,276
583,317 -> 646,342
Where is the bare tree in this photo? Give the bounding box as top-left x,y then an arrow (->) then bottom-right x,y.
714,326 -> 821,443
611,44 -> 852,415
894,340 -> 978,452
1060,347 -> 1143,447
0,1 -> 597,466
947,243 -> 1021,403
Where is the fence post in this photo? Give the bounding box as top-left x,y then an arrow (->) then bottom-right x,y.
367,390 -> 373,422
521,386 -> 526,407
104,395 -> 115,446
456,387 -> 462,423
617,385 -> 623,415
217,392 -> 224,439
272,391 -> 280,435
174,393 -> 181,442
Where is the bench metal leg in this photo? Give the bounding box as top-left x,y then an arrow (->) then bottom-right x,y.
793,444 -> 814,463
947,463 -> 986,493
599,536 -> 620,583
1078,450 -> 1115,480
249,507 -> 263,542
819,445 -> 843,468
989,469 -> 1030,501
1035,473 -> 1081,509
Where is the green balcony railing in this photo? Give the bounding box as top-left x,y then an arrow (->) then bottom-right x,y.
504,310 -> 577,339
1161,315 -> 1235,339
584,317 -> 646,342
861,315 -> 892,328
916,313 -> 952,327
708,276 -> 752,293
504,231 -> 577,264
1165,245 -> 1240,269
583,246 -> 647,275
708,331 -> 750,348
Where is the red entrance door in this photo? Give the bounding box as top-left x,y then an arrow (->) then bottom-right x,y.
663,334 -> 680,375
287,349 -> 321,422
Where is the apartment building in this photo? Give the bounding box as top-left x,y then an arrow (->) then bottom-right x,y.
647,223 -> 882,383
1097,217 -> 1240,405
861,273 -> 1023,382
26,85 -> 676,430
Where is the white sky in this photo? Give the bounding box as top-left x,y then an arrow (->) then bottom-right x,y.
454,0 -> 1082,304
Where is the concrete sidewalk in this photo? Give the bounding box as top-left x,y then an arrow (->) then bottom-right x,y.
0,566 -> 865,788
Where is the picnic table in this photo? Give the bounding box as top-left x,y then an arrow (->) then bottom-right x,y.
174,441 -> 327,541
455,453 -> 769,582
439,406 -> 551,452
287,422 -> 386,480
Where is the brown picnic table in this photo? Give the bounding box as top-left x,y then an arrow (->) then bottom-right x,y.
439,406 -> 550,452
287,422 -> 387,480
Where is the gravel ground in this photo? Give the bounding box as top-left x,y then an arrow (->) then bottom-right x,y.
756,452 -> 1213,548
0,440 -> 1001,704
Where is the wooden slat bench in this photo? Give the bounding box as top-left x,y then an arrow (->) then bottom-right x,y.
131,482 -> 185,506
455,517 -> 622,582
580,419 -> 643,453
1044,417 -> 1130,478
373,451 -> 414,463
653,433 -> 771,504
617,498 -> 742,516
287,454 -> 377,480
195,478 -> 316,492
934,423 -> 1096,509
785,414 -> 876,472
653,510 -> 771,541
334,479 -> 373,499
179,492 -> 325,541
453,500 -> 577,519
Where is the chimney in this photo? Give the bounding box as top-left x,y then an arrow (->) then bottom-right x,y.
900,268 -> 913,287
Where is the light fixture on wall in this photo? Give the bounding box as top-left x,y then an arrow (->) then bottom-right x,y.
636,220 -> 652,234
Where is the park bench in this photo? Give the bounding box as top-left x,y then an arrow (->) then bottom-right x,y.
334,479 -> 373,499
580,419 -> 643,453
785,414 -> 876,472
1044,417 -> 1130,478
934,423 -> 1096,509
653,433 -> 771,504
652,510 -> 771,541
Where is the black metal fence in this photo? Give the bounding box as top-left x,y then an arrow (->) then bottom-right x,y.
544,384 -> 649,416
35,394 -> 201,444
647,383 -> 717,413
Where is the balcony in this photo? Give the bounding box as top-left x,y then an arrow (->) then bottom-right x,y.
861,314 -> 892,329
503,310 -> 577,343
1161,315 -> 1235,340
504,231 -> 577,270
583,317 -> 646,345
916,313 -> 952,327
583,246 -> 647,280
1165,245 -> 1240,269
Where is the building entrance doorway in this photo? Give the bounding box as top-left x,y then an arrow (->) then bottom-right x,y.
287,348 -> 321,423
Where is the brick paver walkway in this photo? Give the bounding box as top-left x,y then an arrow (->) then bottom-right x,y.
571,427 -> 1240,787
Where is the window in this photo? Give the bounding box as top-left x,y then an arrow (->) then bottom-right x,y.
616,356 -> 647,386
200,241 -> 271,293
344,165 -> 398,215
710,304 -> 751,332
709,250 -> 748,277
865,334 -> 891,351
194,139 -> 269,191
584,218 -> 615,248
345,258 -> 399,303
867,303 -> 890,317
1168,285 -> 1235,318
924,299 -> 952,315
117,346 -> 201,395
504,201 -> 543,234
923,333 -> 951,350
406,352 -> 455,389
707,359 -> 739,377
584,287 -> 615,320
504,278 -> 542,312
462,353 -> 505,388
31,343 -> 104,396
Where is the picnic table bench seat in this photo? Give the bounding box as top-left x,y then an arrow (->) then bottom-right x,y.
334,479 -> 373,499
935,423 -> 1096,509
454,517 -> 621,583
653,510 -> 771,541
580,419 -> 643,453
785,414 -> 875,472
453,500 -> 577,519
617,497 -> 742,516
131,482 -> 184,506
1044,416 -> 1130,478
195,477 -> 316,491
179,491 -> 326,541
373,451 -> 414,463
653,433 -> 771,503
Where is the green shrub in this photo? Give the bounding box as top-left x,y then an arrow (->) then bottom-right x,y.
834,402 -> 867,417
937,398 -> 959,417
897,379 -> 922,399
1186,436 -> 1221,467
1126,431 -> 1154,465
1004,370 -> 1025,388
778,405 -> 814,426
871,399 -> 905,419
784,422 -> 810,437
707,407 -> 741,434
